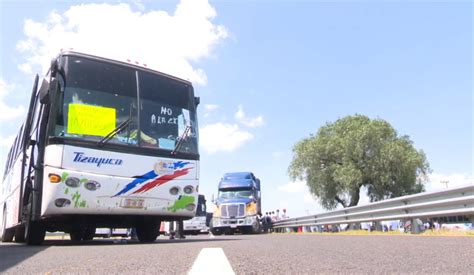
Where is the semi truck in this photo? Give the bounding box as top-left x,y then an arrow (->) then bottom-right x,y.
210,172 -> 261,235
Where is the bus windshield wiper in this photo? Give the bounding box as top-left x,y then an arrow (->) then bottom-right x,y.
98,118 -> 131,147
171,125 -> 191,155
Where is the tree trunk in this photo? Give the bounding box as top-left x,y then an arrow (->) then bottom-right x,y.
335,196 -> 347,208
348,185 -> 361,207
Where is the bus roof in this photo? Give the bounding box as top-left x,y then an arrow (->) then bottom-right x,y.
57,50 -> 193,87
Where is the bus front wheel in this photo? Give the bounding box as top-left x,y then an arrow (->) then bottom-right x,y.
70,227 -> 95,241
23,196 -> 46,245
136,222 -> 160,243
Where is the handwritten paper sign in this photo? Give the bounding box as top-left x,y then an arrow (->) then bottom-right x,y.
67,104 -> 116,137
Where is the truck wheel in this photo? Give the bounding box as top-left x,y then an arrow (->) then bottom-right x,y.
1,208 -> 15,242
136,222 -> 159,243
210,228 -> 222,236
252,221 -> 262,234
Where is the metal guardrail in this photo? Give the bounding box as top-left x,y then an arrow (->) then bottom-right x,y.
273,184 -> 474,232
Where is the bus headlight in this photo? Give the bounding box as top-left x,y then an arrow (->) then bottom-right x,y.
185,203 -> 196,211
49,173 -> 61,183
84,180 -> 101,191
183,185 -> 194,194
65,177 -> 80,188
169,186 -> 180,195
55,198 -> 71,207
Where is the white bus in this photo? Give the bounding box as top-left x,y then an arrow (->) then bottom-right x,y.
0,51 -> 200,244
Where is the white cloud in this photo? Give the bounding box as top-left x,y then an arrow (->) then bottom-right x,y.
203,104 -> 219,117
0,134 -> 16,148
16,0 -> 228,85
235,105 -> 264,128
0,78 -> 26,121
278,180 -> 306,193
132,0 -> 145,11
304,193 -> 318,204
200,123 -> 253,154
426,173 -> 473,192
204,104 -> 219,112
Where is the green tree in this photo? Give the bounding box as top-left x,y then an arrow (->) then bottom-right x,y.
288,115 -> 430,210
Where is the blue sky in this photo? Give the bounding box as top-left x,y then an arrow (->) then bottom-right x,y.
0,0 -> 472,217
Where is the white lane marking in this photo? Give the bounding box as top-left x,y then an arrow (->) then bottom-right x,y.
188,248 -> 235,275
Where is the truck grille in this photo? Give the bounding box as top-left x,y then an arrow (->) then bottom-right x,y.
220,203 -> 245,218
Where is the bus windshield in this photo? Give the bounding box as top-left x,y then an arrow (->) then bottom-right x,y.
54,55 -> 198,155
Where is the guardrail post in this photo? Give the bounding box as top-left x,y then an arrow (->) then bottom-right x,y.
374,221 -> 383,232
411,218 -> 421,234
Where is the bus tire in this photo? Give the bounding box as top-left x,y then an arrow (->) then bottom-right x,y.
1,208 -> 15,242
69,228 -> 84,241
14,226 -> 26,242
23,192 -> 45,245
82,227 -> 95,241
136,223 -> 159,243
24,218 -> 45,245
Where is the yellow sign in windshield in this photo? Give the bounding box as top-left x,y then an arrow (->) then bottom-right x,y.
67,104 -> 116,137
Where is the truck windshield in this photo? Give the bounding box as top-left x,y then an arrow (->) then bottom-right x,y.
54,55 -> 198,155
218,190 -> 254,199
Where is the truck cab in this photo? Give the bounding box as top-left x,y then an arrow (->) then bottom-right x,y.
210,172 -> 261,235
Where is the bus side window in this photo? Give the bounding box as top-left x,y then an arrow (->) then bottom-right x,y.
30,95 -> 42,136
3,148 -> 12,179
11,135 -> 19,164
17,126 -> 24,158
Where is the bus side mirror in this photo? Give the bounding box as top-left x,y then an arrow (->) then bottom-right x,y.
50,58 -> 59,77
38,79 -> 51,104
195,96 -> 200,107
39,77 -> 59,104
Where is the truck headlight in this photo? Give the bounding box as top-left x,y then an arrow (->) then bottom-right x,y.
246,202 -> 257,215
246,216 -> 257,225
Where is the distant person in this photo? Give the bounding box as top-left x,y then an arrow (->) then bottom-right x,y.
176,220 -> 186,239
281,209 -> 288,219
130,227 -> 138,240
169,220 -> 185,239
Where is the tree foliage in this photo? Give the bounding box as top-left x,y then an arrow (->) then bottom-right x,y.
288,115 -> 430,210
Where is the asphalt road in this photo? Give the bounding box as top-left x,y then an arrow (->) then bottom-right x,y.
1,234 -> 473,274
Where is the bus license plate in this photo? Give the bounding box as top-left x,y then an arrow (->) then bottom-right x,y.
121,198 -> 145,208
